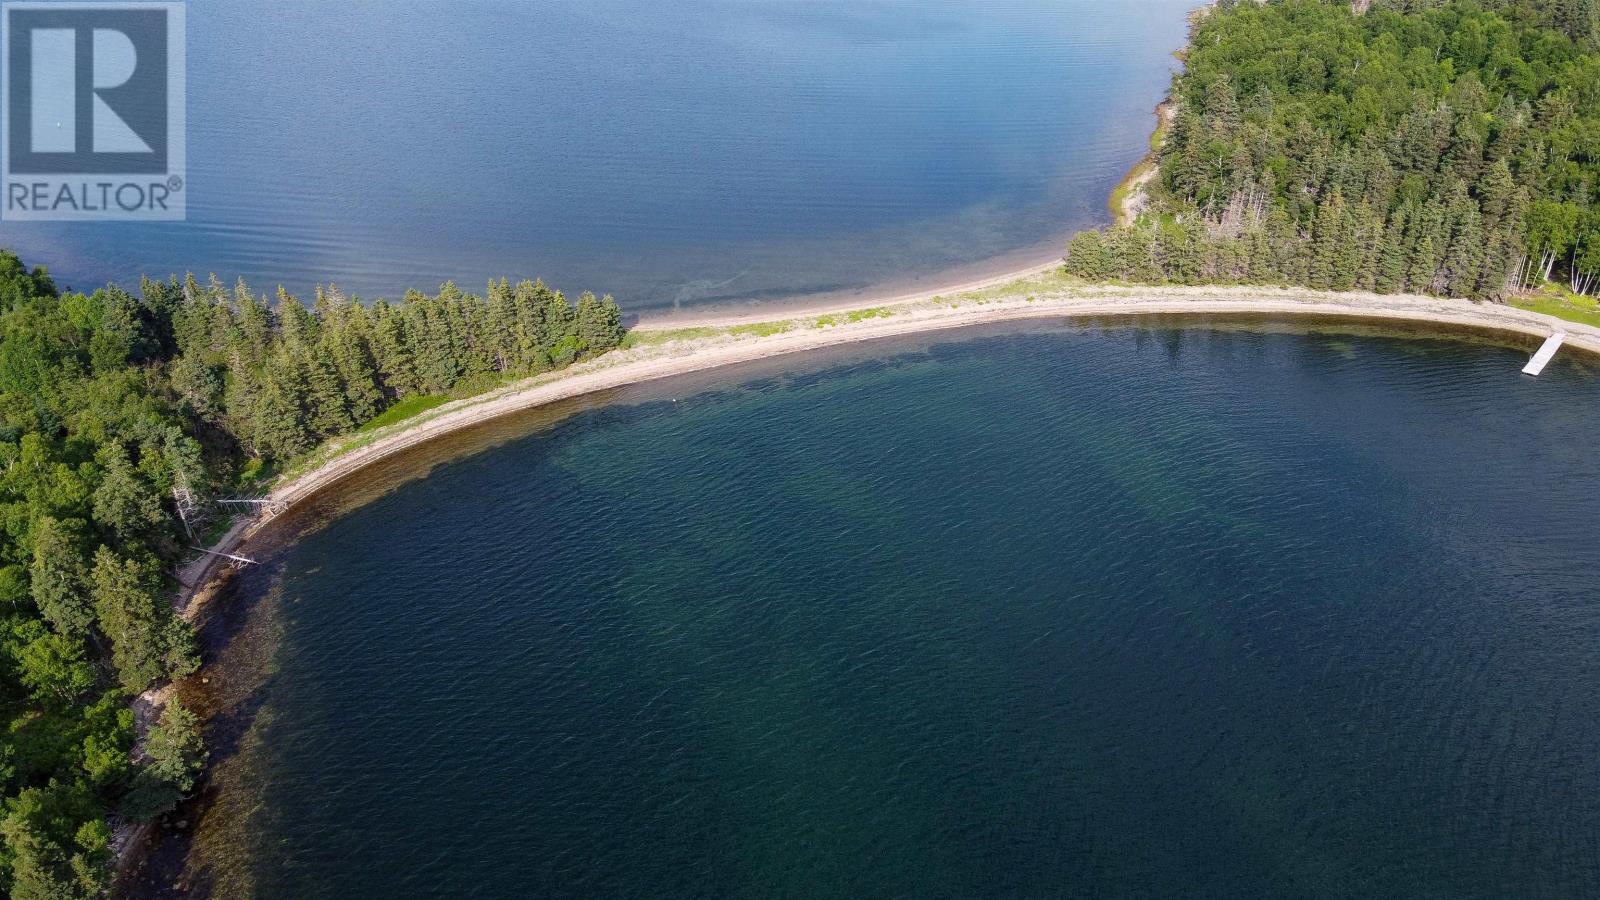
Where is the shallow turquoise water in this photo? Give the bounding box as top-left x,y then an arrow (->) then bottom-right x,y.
0,0 -> 1190,308
193,324 -> 1600,898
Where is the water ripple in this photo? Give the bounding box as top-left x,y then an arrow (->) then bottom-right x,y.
193,325 -> 1600,899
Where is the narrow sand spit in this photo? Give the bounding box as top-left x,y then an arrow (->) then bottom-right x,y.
174,278 -> 1600,606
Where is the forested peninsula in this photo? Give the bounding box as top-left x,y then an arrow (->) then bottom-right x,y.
2,0 -> 1599,897
0,256 -> 622,898
1069,0 -> 1600,311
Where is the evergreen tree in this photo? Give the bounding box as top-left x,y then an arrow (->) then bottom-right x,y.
406,295 -> 460,394
0,785 -> 110,900
90,444 -> 164,550
6,620 -> 96,707
575,292 -> 625,353
1376,207 -> 1411,293
538,288 -> 578,366
1444,208 -> 1488,297
251,355 -> 313,461
1108,226 -> 1163,282
1203,73 -> 1242,138
144,699 -> 206,792
1409,233 -> 1441,293
29,518 -> 91,640
89,548 -> 194,694
1066,230 -> 1112,280
300,342 -> 353,438
330,324 -> 383,424
1308,192 -> 1348,290
485,278 -> 519,372
168,355 -> 224,424
369,302 -> 419,398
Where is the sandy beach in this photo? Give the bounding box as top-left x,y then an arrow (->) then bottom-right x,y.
629,257 -> 1069,331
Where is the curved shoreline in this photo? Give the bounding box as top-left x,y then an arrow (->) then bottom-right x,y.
127,0 -> 1600,886
175,278 -> 1598,604
134,276 -> 1600,889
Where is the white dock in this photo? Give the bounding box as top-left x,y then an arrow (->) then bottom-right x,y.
191,546 -> 258,567
1522,332 -> 1566,376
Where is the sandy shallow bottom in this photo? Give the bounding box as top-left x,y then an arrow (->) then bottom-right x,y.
137,308 -> 1600,899
170,276 -> 1600,617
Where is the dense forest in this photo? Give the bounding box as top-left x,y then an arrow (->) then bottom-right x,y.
0,252 -> 623,898
1067,0 -> 1600,300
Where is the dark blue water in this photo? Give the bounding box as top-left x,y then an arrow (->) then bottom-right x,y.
0,1 -> 1190,308
184,324 -> 1600,899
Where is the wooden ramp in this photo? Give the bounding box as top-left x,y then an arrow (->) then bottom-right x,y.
1523,332 -> 1566,376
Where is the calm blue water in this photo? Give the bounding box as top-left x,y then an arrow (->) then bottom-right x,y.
174,324 -> 1600,899
0,0 -> 1190,308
